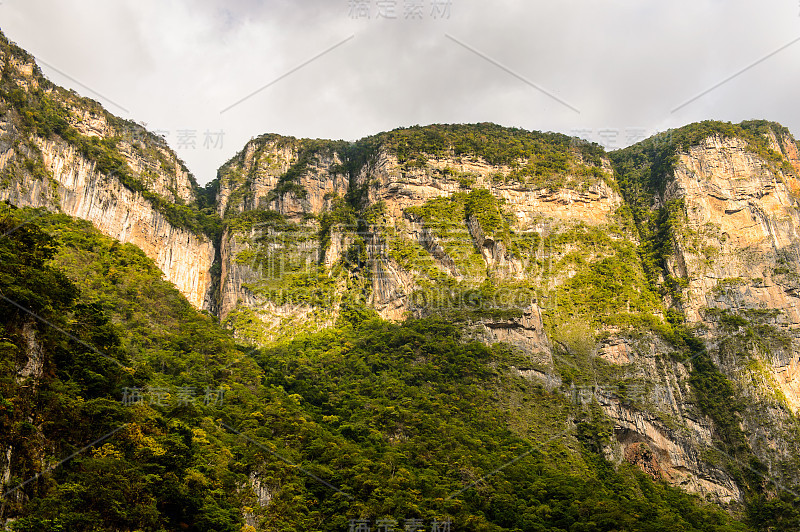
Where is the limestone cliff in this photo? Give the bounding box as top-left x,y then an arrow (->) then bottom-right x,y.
0,34 -> 216,309
349,140 -> 622,322
625,124 -> 800,408
212,136 -> 351,340
667,132 -> 800,326
664,128 -> 800,415
609,121 -> 800,503
215,135 -> 349,220
213,125 -> 621,350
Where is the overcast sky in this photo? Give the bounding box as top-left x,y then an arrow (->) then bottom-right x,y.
2,0 -> 799,184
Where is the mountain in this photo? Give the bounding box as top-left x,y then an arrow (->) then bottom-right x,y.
2,30 -> 800,531
212,119 -> 800,506
0,32 -> 218,309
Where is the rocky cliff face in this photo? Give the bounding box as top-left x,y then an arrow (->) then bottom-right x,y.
213,129 -> 621,348
356,148 -> 620,227
667,133 -> 800,325
607,121 -> 800,503
0,138 -> 216,309
667,129 -> 800,495
0,35 -> 215,309
351,146 -> 622,323
215,135 -> 350,220
213,136 -> 351,340
663,131 -> 800,410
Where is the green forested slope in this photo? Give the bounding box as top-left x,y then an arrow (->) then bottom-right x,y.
0,203 -> 761,531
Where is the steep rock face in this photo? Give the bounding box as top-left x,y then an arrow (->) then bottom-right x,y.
63,106 -> 198,205
16,321 -> 44,385
517,328 -> 746,503
610,123 -> 800,501
353,148 -> 623,323
599,337 -> 744,502
476,304 -> 552,366
0,37 -> 215,309
241,471 -> 275,529
1,317 -> 49,517
663,133 -> 800,412
219,227 -> 261,323
216,136 -> 349,220
606,400 -> 743,502
217,221 -> 342,334
667,134 -> 800,325
214,137 -> 350,339
213,134 -> 624,345
356,149 -> 621,228
0,137 -> 215,309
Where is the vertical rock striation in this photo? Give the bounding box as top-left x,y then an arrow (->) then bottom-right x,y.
0,34 -> 216,309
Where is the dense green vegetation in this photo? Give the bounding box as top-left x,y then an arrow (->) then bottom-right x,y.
366,123 -> 611,189
0,205 -> 253,531
548,225 -> 662,327
377,123 -> 605,167
3,26 -> 800,528
0,204 -> 768,531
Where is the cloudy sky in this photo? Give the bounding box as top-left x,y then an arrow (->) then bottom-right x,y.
2,0 -> 799,184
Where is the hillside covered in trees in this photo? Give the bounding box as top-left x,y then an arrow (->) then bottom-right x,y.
2,203 -> 779,531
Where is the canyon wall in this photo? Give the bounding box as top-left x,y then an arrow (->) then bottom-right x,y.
0,39 -> 215,309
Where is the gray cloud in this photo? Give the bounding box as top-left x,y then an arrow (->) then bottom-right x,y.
2,0 -> 799,184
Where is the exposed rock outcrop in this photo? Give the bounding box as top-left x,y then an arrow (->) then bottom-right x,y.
356,149 -> 622,228
213,135 -> 620,346
216,136 -> 349,220
0,39 -> 215,309
608,123 -> 800,501
476,304 -> 552,366
667,134 -> 800,326
0,137 -> 215,309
